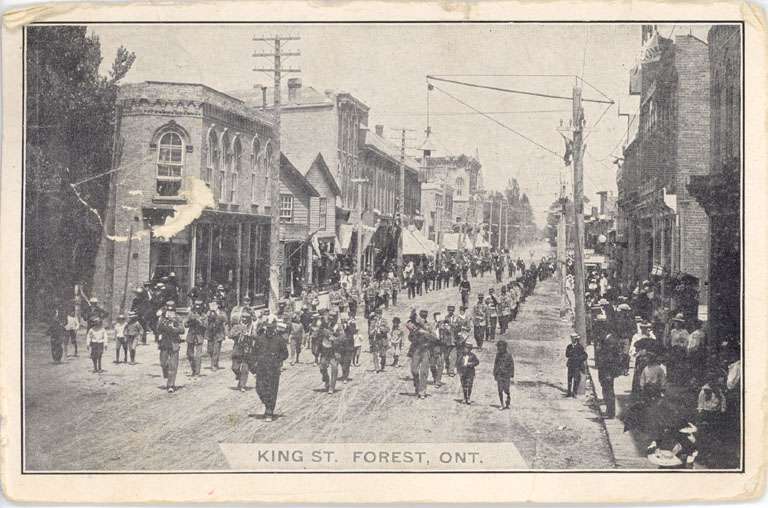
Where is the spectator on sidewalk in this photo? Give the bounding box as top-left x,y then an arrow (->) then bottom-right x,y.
86,317 -> 108,373
565,333 -> 587,398
595,332 -> 622,419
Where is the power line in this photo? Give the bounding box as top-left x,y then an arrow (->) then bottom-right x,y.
372,109 -> 570,116
430,84 -> 564,161
427,75 -> 614,105
583,101 -> 614,142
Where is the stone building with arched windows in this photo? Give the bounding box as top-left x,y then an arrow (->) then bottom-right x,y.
92,81 -> 276,318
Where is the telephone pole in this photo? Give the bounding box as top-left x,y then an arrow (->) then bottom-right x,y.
392,127 -> 416,279
571,86 -> 588,348
558,182 -> 568,316
254,34 -> 300,312
352,178 -> 368,298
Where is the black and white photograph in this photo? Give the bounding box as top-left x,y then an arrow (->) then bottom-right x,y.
1,0 -> 765,503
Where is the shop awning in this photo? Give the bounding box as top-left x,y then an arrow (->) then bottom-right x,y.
402,228 -> 430,256
338,223 -> 377,254
442,233 -> 460,251
407,227 -> 436,256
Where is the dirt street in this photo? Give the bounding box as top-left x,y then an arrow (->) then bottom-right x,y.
23,276 -> 614,471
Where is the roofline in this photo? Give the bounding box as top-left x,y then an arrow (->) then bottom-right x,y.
362,143 -> 419,175
280,153 -> 320,197
311,153 -> 342,197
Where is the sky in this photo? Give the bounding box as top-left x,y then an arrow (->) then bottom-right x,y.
90,22 -> 712,226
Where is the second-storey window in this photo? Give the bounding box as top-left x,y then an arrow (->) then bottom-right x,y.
157,131 -> 183,196
319,197 -> 328,230
280,194 -> 293,223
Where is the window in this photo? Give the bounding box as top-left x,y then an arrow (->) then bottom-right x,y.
205,129 -> 218,184
221,132 -> 230,203
455,178 -> 464,196
231,138 -> 241,203
265,143 -> 273,203
280,194 -> 293,222
251,137 -> 261,204
157,132 -> 183,196
319,197 -> 328,230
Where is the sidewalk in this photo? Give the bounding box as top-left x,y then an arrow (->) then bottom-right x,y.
585,347 -> 656,469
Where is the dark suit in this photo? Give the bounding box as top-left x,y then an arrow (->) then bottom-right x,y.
565,342 -> 587,396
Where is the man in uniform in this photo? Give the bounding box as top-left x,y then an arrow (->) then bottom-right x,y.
380,276 -> 393,309
407,310 -> 434,399
459,275 -> 471,308
498,286 -> 512,335
157,301 -> 185,393
184,299 -> 207,377
486,289 -> 499,343
319,311 -> 345,394
229,312 -> 255,392
206,299 -> 229,371
430,312 -> 449,388
472,294 -> 488,352
369,307 -> 389,372
252,315 -> 289,421
443,306 -> 459,377
130,287 -> 152,344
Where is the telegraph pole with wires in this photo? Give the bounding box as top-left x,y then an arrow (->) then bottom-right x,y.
253,34 -> 300,312
392,127 -> 417,279
571,86 -> 588,349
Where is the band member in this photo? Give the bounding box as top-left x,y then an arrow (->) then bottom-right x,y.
407,310 -> 434,399
493,340 -> 515,410
124,311 -> 144,365
339,319 -> 356,384
229,313 -> 255,392
184,299 -> 208,377
472,294 -> 488,352
288,315 -> 304,366
206,299 -> 228,371
252,315 -> 289,421
157,301 -> 185,393
458,343 -> 480,404
319,311 -> 345,393
389,317 -> 404,367
369,307 -> 390,372
430,312 -> 447,388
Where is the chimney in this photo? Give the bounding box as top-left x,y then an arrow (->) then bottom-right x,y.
324,89 -> 334,98
375,124 -> 384,137
591,206 -> 598,218
261,86 -> 267,111
287,78 -> 301,102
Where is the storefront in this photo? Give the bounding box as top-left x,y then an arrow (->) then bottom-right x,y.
143,209 -> 271,308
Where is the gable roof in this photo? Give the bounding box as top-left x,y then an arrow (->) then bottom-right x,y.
308,153 -> 342,197
363,129 -> 420,174
280,153 -> 319,198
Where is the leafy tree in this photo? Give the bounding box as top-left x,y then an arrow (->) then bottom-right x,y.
25,26 -> 135,317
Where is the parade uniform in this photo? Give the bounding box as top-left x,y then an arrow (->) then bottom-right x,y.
123,316 -> 144,364
431,316 -> 452,387
493,341 -> 515,409
486,294 -> 499,342
459,279 -> 471,307
319,318 -> 345,393
252,320 -> 289,420
206,307 -> 228,370
499,292 -> 512,334
472,297 -> 488,351
229,320 -> 254,390
380,279 -> 393,308
184,307 -> 207,376
288,319 -> 304,365
157,309 -> 185,391
407,313 -> 434,398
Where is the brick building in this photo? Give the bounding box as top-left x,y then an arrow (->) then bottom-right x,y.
688,25 -> 741,342
616,29 -> 711,316
93,81 -> 276,318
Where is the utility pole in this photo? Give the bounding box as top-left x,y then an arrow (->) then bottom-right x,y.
352,178 -> 368,299
254,34 -> 300,312
391,127 -> 416,279
571,86 -> 588,349
558,182 -> 568,316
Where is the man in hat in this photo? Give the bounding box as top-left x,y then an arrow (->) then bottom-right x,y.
472,294 -> 488,352
380,276 -> 393,309
156,301 -> 185,393
319,311 -> 345,393
184,299 -> 208,377
230,295 -> 255,327
630,321 -> 656,401
486,290 -> 499,343
667,312 -> 689,383
493,340 -> 515,409
459,275 -> 471,308
595,331 -> 622,419
113,314 -> 128,364
443,306 -> 460,376
130,287 -> 152,344
82,297 -> 108,333
430,312 -> 447,388
498,286 -> 512,334
389,317 -> 404,367
206,299 -> 229,371
124,311 -> 144,364
369,307 -> 389,372
565,333 -> 587,397
407,310 -> 434,399
228,312 -> 254,392
252,314 -> 290,421
339,320 -> 357,383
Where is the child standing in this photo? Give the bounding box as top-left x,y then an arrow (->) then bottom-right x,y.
124,311 -> 144,364
457,343 -> 480,404
113,314 -> 128,364
86,317 -> 108,373
352,324 -> 363,366
493,340 -> 515,410
389,317 -> 404,367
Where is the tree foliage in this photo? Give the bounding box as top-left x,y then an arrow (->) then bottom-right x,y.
25,26 -> 135,316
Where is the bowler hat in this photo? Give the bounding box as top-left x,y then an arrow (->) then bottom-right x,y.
447,305 -> 455,312
672,313 -> 685,322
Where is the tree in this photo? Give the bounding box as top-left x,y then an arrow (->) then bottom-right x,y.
25,26 -> 135,317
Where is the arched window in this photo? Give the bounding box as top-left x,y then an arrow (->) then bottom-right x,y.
455,177 -> 464,197
220,131 -> 230,202
251,137 -> 261,205
206,128 -> 218,184
232,137 -> 242,204
157,131 -> 184,196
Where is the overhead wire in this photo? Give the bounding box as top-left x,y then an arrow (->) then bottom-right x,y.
430,83 -> 564,161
